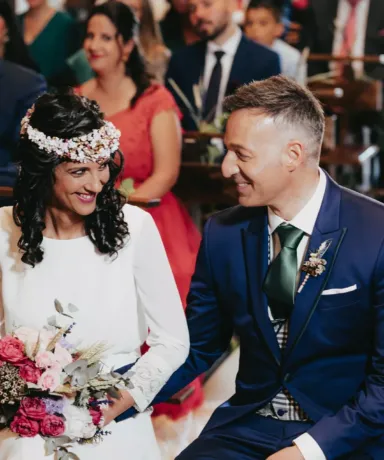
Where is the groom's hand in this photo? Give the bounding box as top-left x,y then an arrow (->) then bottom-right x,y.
267,446 -> 304,460
101,390 -> 135,426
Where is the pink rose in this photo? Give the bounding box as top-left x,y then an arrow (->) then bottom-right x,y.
89,407 -> 102,427
10,415 -> 40,437
38,370 -> 61,392
53,344 -> 73,368
0,335 -> 26,365
35,351 -> 56,369
19,397 -> 46,420
40,415 -> 65,437
19,360 -> 42,384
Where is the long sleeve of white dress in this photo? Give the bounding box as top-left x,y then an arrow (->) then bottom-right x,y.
125,212 -> 190,412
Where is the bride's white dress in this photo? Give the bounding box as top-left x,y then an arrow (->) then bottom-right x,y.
0,205 -> 189,459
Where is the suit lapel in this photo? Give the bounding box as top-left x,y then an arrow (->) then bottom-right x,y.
225,35 -> 247,96
183,41 -> 207,112
285,176 -> 347,360
242,209 -> 281,365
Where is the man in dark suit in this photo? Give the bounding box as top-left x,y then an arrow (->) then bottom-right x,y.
166,0 -> 281,130
0,59 -> 46,198
308,0 -> 384,78
117,76 -> 384,459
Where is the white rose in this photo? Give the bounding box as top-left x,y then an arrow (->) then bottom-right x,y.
63,405 -> 97,440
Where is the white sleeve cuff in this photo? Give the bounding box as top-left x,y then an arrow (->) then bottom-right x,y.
125,387 -> 149,413
293,433 -> 327,460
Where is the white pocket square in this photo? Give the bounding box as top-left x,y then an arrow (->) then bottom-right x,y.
322,285 -> 357,296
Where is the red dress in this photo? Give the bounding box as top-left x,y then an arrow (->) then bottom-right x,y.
77,84 -> 203,419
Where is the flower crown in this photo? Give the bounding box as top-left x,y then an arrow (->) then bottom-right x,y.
20,106 -> 121,163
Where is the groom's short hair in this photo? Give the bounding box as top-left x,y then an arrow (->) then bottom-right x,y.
223,76 -> 325,160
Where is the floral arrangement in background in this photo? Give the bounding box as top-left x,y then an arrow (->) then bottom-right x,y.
0,300 -> 131,460
168,77 -> 228,134
118,178 -> 136,200
168,78 -> 228,165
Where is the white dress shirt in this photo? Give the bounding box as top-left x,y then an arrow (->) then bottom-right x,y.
267,169 -> 327,460
331,0 -> 370,79
203,27 -> 242,120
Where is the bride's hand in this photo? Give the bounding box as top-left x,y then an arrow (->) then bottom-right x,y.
101,390 -> 135,427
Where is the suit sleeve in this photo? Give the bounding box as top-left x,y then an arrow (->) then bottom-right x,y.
261,50 -> 281,79
306,237 -> 384,459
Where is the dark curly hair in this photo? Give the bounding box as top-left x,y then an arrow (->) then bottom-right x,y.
86,2 -> 151,107
13,90 -> 129,267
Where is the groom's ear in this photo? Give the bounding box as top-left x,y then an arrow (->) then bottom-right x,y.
284,140 -> 305,171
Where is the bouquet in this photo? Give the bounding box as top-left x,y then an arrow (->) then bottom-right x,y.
0,300 -> 131,460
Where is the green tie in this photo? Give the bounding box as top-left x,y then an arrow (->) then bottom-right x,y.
263,224 -> 305,321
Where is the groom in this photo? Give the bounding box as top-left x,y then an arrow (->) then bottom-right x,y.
118,75 -> 384,459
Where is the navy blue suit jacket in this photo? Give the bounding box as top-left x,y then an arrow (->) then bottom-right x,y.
118,173 -> 384,459
0,60 -> 46,168
165,34 -> 281,130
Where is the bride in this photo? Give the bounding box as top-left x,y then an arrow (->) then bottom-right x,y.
0,92 -> 189,459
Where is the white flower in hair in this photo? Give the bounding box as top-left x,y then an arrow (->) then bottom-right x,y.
20,105 -> 121,163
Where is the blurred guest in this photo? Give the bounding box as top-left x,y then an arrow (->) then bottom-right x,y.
244,0 -> 305,83
280,0 -> 310,49
19,0 -> 80,84
166,0 -> 281,131
0,1 -> 46,199
77,2 -> 203,419
0,0 -> 38,71
0,0 -> 46,164
308,0 -> 384,79
119,0 -> 171,82
160,0 -> 200,52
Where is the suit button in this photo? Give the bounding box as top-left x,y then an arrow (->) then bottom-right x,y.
284,373 -> 291,382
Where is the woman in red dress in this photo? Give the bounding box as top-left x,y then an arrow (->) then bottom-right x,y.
76,2 -> 203,419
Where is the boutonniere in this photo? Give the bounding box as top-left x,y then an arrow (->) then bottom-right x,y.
298,239 -> 333,293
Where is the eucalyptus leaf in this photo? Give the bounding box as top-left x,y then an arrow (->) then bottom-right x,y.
54,299 -> 64,314
87,363 -> 101,380
44,438 -> 56,456
71,369 -> 88,387
44,435 -> 72,455
68,303 -> 79,313
64,359 -> 88,375
47,315 -> 58,327
66,452 -> 81,460
57,451 -> 69,460
61,312 -> 74,319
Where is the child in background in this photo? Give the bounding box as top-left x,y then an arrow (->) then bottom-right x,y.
244,0 -> 306,83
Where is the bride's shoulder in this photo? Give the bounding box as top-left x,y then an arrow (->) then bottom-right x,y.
121,204 -> 151,236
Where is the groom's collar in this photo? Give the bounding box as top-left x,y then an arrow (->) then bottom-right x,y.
268,168 -> 327,236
